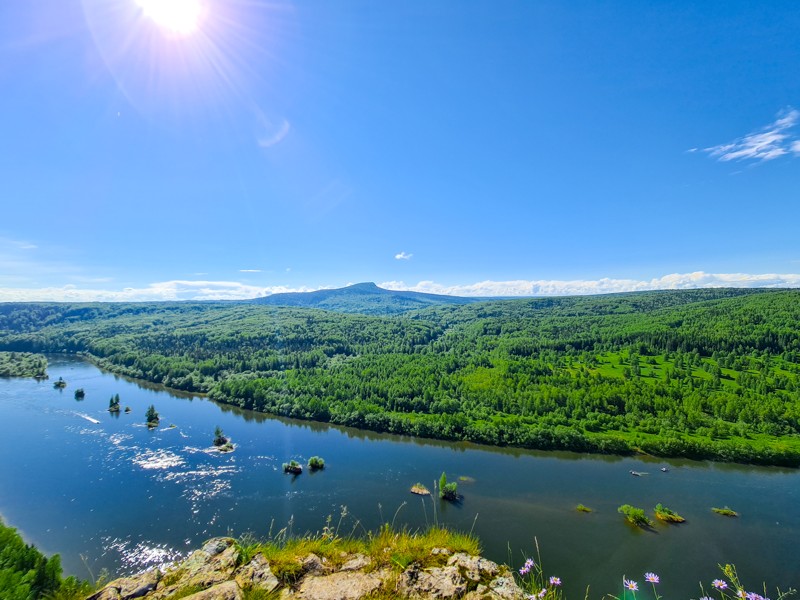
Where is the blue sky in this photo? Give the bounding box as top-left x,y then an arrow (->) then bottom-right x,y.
1,1 -> 800,301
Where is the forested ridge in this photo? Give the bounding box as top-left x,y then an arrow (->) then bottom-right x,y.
2,288 -> 800,465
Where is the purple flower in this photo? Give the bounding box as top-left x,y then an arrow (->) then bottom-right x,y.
624,579 -> 639,591
644,573 -> 659,584
701,596 -> 714,600
538,588 -> 547,599
713,580 -> 729,590
746,593 -> 765,600
549,576 -> 562,587
519,566 -> 530,576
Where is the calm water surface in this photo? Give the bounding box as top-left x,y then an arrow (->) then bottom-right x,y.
0,355 -> 797,597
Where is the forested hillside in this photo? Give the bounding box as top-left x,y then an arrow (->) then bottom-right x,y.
1,288 -> 800,465
0,518 -> 88,600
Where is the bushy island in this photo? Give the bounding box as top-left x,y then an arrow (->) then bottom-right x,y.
2,517 -> 791,600
2,289 -> 800,466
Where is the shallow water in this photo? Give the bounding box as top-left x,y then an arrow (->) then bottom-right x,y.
0,355 -> 797,597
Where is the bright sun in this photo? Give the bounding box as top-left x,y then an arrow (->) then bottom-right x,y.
136,0 -> 205,36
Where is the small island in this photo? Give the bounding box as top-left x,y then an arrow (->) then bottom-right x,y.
308,456 -> 325,471
213,426 -> 234,452
411,483 -> 431,496
712,506 -> 739,517
74,388 -> 85,400
53,377 -> 66,389
654,503 -> 685,523
108,394 -> 121,412
576,504 -> 593,513
283,460 -> 303,475
145,404 -> 160,428
618,504 -> 653,527
438,472 -> 458,501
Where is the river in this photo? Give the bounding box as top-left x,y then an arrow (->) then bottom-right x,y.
0,355 -> 797,598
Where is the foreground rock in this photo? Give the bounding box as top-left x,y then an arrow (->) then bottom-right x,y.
88,537 -> 524,600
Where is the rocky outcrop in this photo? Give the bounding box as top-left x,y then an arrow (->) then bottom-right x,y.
88,537 -> 524,600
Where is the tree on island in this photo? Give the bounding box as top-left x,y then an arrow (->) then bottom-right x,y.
213,426 -> 228,446
74,388 -> 85,400
439,472 -> 458,501
145,404 -> 160,427
108,394 -> 121,412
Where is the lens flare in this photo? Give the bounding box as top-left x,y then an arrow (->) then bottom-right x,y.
136,0 -> 205,36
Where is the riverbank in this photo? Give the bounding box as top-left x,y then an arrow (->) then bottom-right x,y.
79,351 -> 800,468
88,531 -> 530,600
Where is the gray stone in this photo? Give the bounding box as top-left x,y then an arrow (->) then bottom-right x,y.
340,554 -> 371,571
86,587 -> 121,600
295,570 -> 386,600
397,565 -> 467,599
87,569 -> 160,600
448,553 -> 500,582
234,553 -> 279,593
487,574 -> 525,600
202,538 -> 235,557
181,581 -> 243,600
300,553 -> 326,576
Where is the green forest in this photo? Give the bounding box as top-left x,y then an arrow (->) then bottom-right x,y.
0,352 -> 47,378
1,288 -> 800,465
0,518 -> 88,600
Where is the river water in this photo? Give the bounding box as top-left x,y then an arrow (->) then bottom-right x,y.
0,355 -> 797,598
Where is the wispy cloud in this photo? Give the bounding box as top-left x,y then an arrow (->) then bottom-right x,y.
703,109 -> 800,162
381,272 -> 800,297
395,251 -> 413,260
239,269 -> 262,273
257,118 -> 290,148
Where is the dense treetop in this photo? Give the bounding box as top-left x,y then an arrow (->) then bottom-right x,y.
1,288 -> 799,465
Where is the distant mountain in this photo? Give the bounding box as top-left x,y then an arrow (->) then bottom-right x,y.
250,282 -> 484,315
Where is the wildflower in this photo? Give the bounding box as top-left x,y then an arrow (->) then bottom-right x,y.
701,597 -> 714,600
549,576 -> 562,586
746,593 -> 765,600
736,590 -> 747,599
713,580 -> 729,590
519,558 -> 535,576
624,579 -> 639,591
526,595 -> 537,600
644,573 -> 659,584
538,588 -> 547,599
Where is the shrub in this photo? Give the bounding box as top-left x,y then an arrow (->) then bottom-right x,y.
439,472 -> 458,501
618,504 -> 653,527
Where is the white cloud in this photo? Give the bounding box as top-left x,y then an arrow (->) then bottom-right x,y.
239,269 -> 262,273
703,109 -> 799,162
2,272 -> 799,303
0,280 -> 318,302
380,272 -> 800,297
395,251 -> 413,260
